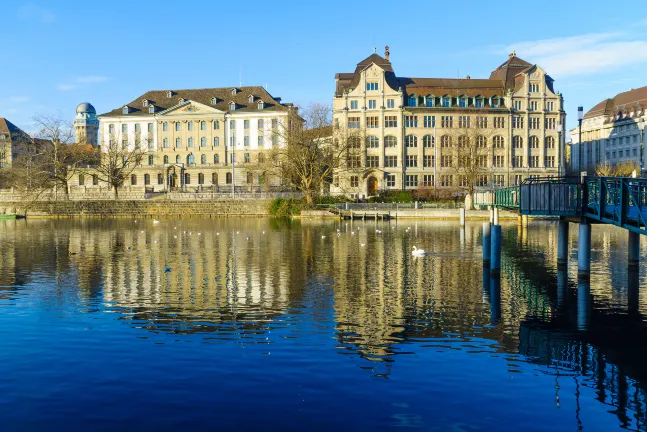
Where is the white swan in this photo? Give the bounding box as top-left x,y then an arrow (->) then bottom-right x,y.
412,246 -> 428,256
153,220 -> 160,225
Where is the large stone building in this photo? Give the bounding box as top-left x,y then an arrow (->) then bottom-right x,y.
95,86 -> 297,191
74,103 -> 99,146
0,118 -> 32,168
331,48 -> 566,196
569,86 -> 647,174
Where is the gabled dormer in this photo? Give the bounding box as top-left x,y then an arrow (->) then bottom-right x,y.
122,105 -> 130,114
229,101 -> 236,111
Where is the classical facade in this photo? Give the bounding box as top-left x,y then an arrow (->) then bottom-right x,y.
0,118 -> 32,168
94,86 -> 297,191
569,86 -> 647,174
332,48 -> 566,196
74,103 -> 99,146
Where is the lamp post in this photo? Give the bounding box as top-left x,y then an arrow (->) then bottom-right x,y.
558,121 -> 563,177
639,117 -> 645,177
231,149 -> 236,199
578,106 -> 584,176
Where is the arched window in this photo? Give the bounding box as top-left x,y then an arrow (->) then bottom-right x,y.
425,95 -> 435,107
214,137 -> 220,147
423,135 -> 434,147
493,136 -> 504,148
366,136 -> 379,148
201,137 -> 206,147
440,135 -> 452,148
477,136 -> 487,148
545,136 -> 555,149
405,135 -> 418,148
201,154 -> 207,164
163,138 -> 168,148
458,136 -> 470,147
244,153 -> 250,163
258,101 -> 264,110
175,138 -> 181,148
144,174 -> 150,185
176,155 -> 181,164
187,154 -> 195,165
458,95 -> 468,107
148,106 -> 155,114
442,95 -> 452,107
164,155 -> 169,164
78,174 -> 85,186
408,94 -> 418,107
175,122 -> 181,131
230,102 -> 236,111
214,154 -> 220,164
200,121 -> 206,131
212,173 -> 218,184
474,95 -> 484,108
226,172 -> 232,184
384,136 -> 397,148
513,136 -> 523,148
184,173 -> 190,185
188,137 -> 194,148
213,120 -> 220,129
229,120 -> 235,129
530,136 -> 539,149
130,174 -> 137,185
198,173 -> 204,185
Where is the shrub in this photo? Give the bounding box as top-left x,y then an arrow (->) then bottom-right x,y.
269,198 -> 302,217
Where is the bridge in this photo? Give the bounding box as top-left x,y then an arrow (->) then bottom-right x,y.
474,176 -> 647,278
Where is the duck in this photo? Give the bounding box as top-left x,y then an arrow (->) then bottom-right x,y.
153,220 -> 160,225
412,246 -> 428,256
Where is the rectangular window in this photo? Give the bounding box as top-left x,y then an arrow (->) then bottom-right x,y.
368,100 -> 377,109
405,116 -> 418,127
272,119 -> 278,129
546,102 -> 554,111
423,115 -> 435,128
493,175 -> 505,186
387,99 -> 395,108
423,155 -> 434,168
366,116 -> 379,128
545,118 -> 556,129
214,120 -> 220,129
347,155 -> 361,168
386,174 -> 396,187
441,155 -> 452,167
405,175 -> 418,188
514,175 -> 523,185
350,100 -> 358,110
175,122 -> 181,131
244,120 -> 249,129
122,124 -> 128,133
458,116 -> 470,128
512,117 -> 524,129
530,156 -> 539,167
348,117 -> 360,128
529,118 -> 540,129
476,116 -> 488,128
514,101 -> 522,110
529,83 -> 540,93
545,156 -> 555,167
366,156 -> 379,168
385,116 -> 397,127
494,117 -> 505,128
493,155 -> 504,167
440,175 -> 452,187
244,136 -> 249,146
441,116 -> 453,128
147,123 -> 153,133
366,82 -> 378,91
350,176 -> 359,188
514,156 -> 523,167
122,139 -> 128,149
406,155 -> 418,167
258,136 -> 264,146
529,101 -> 538,111
384,156 -> 398,167
422,174 -> 434,187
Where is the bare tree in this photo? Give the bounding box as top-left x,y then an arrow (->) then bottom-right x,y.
264,103 -> 365,204
91,132 -> 148,199
595,160 -> 639,177
32,114 -> 96,199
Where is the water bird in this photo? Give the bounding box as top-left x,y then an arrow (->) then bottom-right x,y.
164,266 -> 172,273
412,246 -> 428,256
140,230 -> 145,234
360,243 -> 366,247
216,233 -> 220,236
153,220 -> 160,225
321,235 -> 326,239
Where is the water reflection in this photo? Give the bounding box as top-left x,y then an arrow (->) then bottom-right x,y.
0,218 -> 647,430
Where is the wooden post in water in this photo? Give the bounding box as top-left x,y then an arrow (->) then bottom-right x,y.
489,207 -> 494,224
577,222 -> 591,279
557,219 -> 569,267
628,231 -> 640,269
490,225 -> 502,273
577,279 -> 591,331
521,215 -> 529,227
482,222 -> 491,264
460,208 -> 465,227
493,207 -> 499,225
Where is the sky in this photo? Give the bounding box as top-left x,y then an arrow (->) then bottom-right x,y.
1,0 -> 646,136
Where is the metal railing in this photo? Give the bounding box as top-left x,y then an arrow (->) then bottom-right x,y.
584,177 -> 647,234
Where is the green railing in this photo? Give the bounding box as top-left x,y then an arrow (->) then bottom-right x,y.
473,186 -> 519,209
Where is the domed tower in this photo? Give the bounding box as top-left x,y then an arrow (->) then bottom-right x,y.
74,102 -> 99,146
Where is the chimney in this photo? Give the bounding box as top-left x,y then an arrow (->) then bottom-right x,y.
385,45 -> 390,61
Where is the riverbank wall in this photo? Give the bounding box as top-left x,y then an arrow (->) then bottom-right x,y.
299,209 -> 523,220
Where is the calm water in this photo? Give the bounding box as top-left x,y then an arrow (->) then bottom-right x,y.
0,218 -> 646,431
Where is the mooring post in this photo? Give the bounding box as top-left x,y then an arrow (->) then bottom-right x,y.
577,222 -> 591,279
460,208 -> 466,227
517,215 -> 523,226
490,274 -> 501,324
557,219 -> 569,267
489,207 -> 494,224
482,222 -> 491,264
482,266 -> 491,300
493,207 -> 499,225
628,231 -> 640,269
490,225 -> 502,273
521,215 -> 529,228
577,279 -> 591,331
557,268 -> 567,310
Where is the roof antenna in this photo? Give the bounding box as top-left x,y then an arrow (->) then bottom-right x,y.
239,67 -> 242,87
373,35 -> 376,54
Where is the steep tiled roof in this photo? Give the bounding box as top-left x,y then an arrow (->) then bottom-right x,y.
99,86 -> 291,118
400,77 -> 505,98
584,86 -> 647,119
489,55 -> 533,91
0,118 -> 31,143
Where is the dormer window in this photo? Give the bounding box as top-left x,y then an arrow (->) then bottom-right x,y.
230,102 -> 236,111
211,97 -> 217,105
458,95 -> 468,108
441,95 -> 451,107
257,101 -> 264,110
474,96 -> 484,108
231,88 -> 237,95
179,98 -> 187,104
408,94 -> 418,107
122,106 -> 129,115
425,95 -> 435,107
248,95 -> 254,103
142,99 -> 149,107
148,105 -> 155,114
166,91 -> 173,98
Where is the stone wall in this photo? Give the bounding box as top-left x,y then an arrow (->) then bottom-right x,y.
0,200 -> 272,218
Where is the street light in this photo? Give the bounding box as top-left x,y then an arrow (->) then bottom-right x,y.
639,117 -> 645,177
578,106 -> 584,176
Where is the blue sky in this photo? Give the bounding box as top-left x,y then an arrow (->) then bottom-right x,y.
1,0 -> 646,135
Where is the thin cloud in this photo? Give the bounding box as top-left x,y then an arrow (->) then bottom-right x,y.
504,31 -> 647,77
58,76 -> 111,91
6,96 -> 29,103
17,4 -> 55,23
